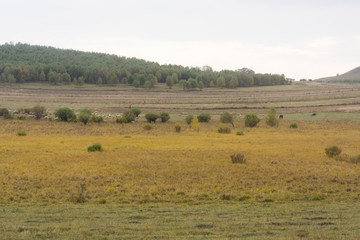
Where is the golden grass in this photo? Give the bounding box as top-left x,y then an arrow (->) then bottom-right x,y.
1,118 -> 360,204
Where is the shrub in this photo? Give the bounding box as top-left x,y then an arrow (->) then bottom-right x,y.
197,113 -> 211,122
190,117 -> 200,132
90,115 -> 104,123
88,143 -> 102,152
325,146 -> 342,158
123,110 -> 136,123
55,107 -> 76,122
24,108 -> 31,114
0,108 -> 9,116
231,153 -> 247,164
115,117 -> 127,124
145,113 -> 159,123
220,112 -> 234,127
174,122 -> 181,132
185,115 -> 194,125
78,112 -> 91,125
143,123 -> 152,130
130,108 -> 141,117
0,108 -> 12,119
17,115 -> 26,120
159,112 -> 170,123
350,155 -> 360,164
244,114 -> 260,127
236,130 -> 244,136
290,122 -> 298,128
17,130 -> 26,136
32,105 -> 46,119
218,125 -> 231,133
265,107 -> 278,127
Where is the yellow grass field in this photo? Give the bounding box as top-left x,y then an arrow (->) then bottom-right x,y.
1,118 -> 360,204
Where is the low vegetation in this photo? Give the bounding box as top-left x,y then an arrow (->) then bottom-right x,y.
244,113 -> 260,127
290,122 -> 298,128
145,113 -> 159,123
218,125 -> 231,133
325,145 -> 342,158
55,107 -> 76,122
87,143 -> 102,152
174,122 -> 181,132
230,153 -> 247,164
197,113 -> 211,123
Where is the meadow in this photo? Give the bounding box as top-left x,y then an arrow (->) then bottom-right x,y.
1,82 -> 360,239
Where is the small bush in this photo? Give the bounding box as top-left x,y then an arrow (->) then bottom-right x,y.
17,130 -> 26,136
17,115 -> 26,120
88,143 -> 102,152
78,112 -> 91,125
90,115 -> 104,123
231,153 -> 246,164
130,108 -> 141,117
190,117 -> 200,132
290,122 -> 298,128
145,113 -> 159,123
325,146 -> 342,158
220,112 -> 234,127
185,115 -> 194,125
79,108 -> 92,115
159,112 -> 170,123
32,105 -> 46,119
0,108 -> 9,116
265,107 -> 278,127
218,125 -> 231,133
123,110 -> 136,123
98,198 -> 106,204
174,122 -> 181,132
197,113 -> 211,122
24,108 -> 31,114
350,155 -> 360,164
115,117 -> 127,124
55,107 -> 76,122
143,123 -> 152,130
236,130 -> 244,136
244,114 -> 260,127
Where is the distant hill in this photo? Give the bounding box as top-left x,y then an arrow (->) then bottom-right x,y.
316,67 -> 360,83
0,43 -> 290,88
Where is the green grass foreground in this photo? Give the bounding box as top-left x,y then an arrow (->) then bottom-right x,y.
1,202 -> 360,239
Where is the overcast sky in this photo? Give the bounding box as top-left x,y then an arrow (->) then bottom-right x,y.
1,0 -> 359,79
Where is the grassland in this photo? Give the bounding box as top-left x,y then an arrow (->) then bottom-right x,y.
1,82 -> 360,239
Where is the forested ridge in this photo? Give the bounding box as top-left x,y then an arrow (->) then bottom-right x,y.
0,43 -> 290,89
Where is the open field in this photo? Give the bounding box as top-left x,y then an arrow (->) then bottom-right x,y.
2,82 -> 360,116
1,82 -> 360,239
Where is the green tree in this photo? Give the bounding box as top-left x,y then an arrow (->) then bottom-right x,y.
197,113 -> 211,123
265,107 -> 279,127
159,112 -> 170,123
32,105 -> 46,119
220,112 -> 234,127
145,113 -> 159,123
216,77 -> 226,88
244,114 -> 260,127
55,107 -> 77,122
166,76 -> 174,89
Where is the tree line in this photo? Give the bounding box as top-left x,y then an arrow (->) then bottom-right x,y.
0,43 -> 290,88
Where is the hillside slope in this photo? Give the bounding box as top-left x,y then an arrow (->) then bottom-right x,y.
317,66 -> 360,83
0,43 -> 289,88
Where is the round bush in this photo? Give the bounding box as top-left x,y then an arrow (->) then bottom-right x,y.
244,114 -> 260,127
145,113 -> 159,123
143,123 -> 152,130
185,115 -> 194,125
130,108 -> 142,117
88,143 -> 102,152
197,114 -> 211,123
290,123 -> 298,128
55,107 -> 76,122
174,122 -> 181,132
325,146 -> 342,158
159,112 -> 170,123
218,125 -> 231,133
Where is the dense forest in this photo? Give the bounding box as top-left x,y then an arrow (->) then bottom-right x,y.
0,43 -> 290,89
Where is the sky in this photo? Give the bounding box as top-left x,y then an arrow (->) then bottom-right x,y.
1,0 -> 360,80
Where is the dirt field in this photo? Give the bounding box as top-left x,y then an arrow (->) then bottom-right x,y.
1,82 -> 360,116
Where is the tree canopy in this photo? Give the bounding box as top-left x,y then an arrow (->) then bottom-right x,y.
0,43 -> 290,88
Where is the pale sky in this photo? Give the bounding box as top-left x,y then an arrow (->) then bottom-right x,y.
1,0 -> 360,80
